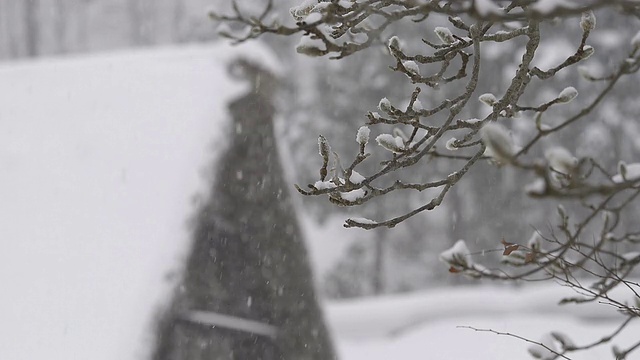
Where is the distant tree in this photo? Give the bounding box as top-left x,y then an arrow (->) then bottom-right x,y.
128,0 -> 156,46
152,58 -> 335,360
23,0 -> 39,57
212,1 -> 640,358
53,0 -> 68,53
171,0 -> 186,42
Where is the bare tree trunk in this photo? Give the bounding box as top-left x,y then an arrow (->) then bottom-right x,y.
128,0 -> 143,45
447,187 -> 465,285
372,229 -> 385,294
128,0 -> 155,46
24,0 -> 39,57
54,0 -> 67,54
171,0 -> 185,43
75,1 -> 89,52
0,1 -> 8,59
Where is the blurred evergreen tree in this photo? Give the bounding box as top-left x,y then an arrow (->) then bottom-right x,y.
152,59 -> 335,360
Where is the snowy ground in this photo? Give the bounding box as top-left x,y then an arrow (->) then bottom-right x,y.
1,45 -> 637,360
0,43 -> 274,360
328,285 -> 640,359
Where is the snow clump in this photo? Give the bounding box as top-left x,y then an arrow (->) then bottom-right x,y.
580,45 -> 594,59
402,60 -> 420,76
318,135 -> 330,157
376,134 -> 405,153
340,188 -> 366,202
622,252 -> 640,264
348,217 -> 377,225
557,86 -> 578,103
356,126 -> 370,146
524,178 -> 546,196
480,122 -> 514,163
303,12 -> 322,23
580,11 -> 596,32
349,170 -> 366,184
412,99 -> 423,111
613,161 -> 640,183
296,36 -> 326,57
387,36 -> 401,52
439,239 -> 472,270
461,118 -> 482,125
544,146 -> 578,175
289,0 -> 317,21
527,232 -> 542,251
314,180 -> 337,190
378,97 -> 392,113
478,93 -> 498,106
434,27 -> 455,44
445,138 -> 458,151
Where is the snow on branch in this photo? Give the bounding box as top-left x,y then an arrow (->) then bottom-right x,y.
215,1 -> 640,357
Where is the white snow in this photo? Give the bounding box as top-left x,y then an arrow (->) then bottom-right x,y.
434,27 -> 455,44
347,217 -> 377,225
378,97 -> 392,113
581,45 -> 594,59
340,188 -> 366,202
402,60 -> 420,76
527,232 -> 543,251
314,180 -> 338,190
303,12 -> 323,24
356,126 -> 370,146
318,134 -> 331,157
580,11 -> 596,32
412,99 -> 423,111
337,314 -> 640,359
461,117 -> 482,124
300,214 -> 366,277
337,0 -> 353,9
439,239 -> 471,269
387,36 -> 402,52
478,92 -> 498,106
557,86 -> 578,103
544,146 -> 577,174
327,282 -> 640,357
349,171 -> 366,184
480,122 -> 514,162
622,252 -> 640,261
296,35 -> 327,56
612,162 -> 640,183
376,133 -> 405,153
501,248 -> 529,266
0,42 -> 280,360
289,0 -> 316,21
445,137 -> 458,151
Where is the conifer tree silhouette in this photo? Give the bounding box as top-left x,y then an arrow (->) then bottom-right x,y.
152,58 -> 336,360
